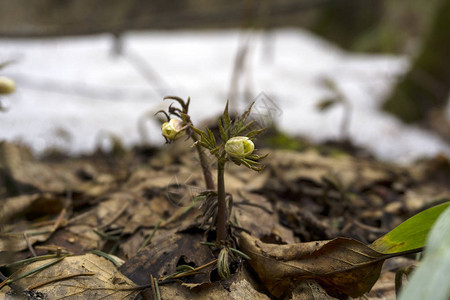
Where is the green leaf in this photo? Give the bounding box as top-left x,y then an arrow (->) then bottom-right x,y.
237,120 -> 255,135
222,100 -> 231,129
247,128 -> 266,138
398,205 -> 450,300
241,102 -> 255,121
370,202 -> 450,254
210,144 -> 222,155
185,97 -> 191,113
191,126 -> 206,138
218,117 -> 228,142
206,127 -> 216,147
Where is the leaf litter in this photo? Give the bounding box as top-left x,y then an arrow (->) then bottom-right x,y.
0,137 -> 449,299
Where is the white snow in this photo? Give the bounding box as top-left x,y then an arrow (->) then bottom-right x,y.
0,29 -> 449,163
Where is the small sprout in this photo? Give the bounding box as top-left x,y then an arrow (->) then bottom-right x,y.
0,76 -> 15,95
316,98 -> 339,112
161,119 -> 186,140
225,136 -> 255,159
317,77 -> 352,141
217,248 -> 231,279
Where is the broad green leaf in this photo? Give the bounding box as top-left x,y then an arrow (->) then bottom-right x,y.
371,202 -> 450,254
399,205 -> 450,300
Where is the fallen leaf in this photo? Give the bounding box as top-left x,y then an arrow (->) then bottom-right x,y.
120,231 -> 216,286
9,253 -> 139,299
157,265 -> 270,300
239,232 -> 419,298
0,193 -> 64,223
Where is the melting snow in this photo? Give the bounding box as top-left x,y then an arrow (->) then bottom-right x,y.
0,29 -> 449,163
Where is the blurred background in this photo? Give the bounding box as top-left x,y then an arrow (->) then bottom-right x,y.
0,0 -> 449,163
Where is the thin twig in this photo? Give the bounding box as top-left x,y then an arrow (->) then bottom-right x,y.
234,200 -> 273,214
23,232 -> 37,257
169,259 -> 218,279
153,275 -> 161,300
0,256 -> 66,288
98,203 -> 128,230
91,250 -> 119,267
28,272 -> 95,290
353,220 -> 387,234
138,220 -> 161,251
34,245 -> 72,255
4,254 -> 61,269
150,274 -> 156,299
50,208 -> 67,233
93,229 -> 120,241
160,259 -> 218,282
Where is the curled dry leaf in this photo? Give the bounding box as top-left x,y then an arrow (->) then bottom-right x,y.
9,253 -> 138,299
239,232 -> 419,299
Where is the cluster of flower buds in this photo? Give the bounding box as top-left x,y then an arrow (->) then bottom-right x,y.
161,99 -> 266,171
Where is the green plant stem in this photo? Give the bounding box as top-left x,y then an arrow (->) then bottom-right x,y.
191,133 -> 215,190
216,160 -> 227,242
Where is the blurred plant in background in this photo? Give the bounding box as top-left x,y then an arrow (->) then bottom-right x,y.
0,61 -> 16,112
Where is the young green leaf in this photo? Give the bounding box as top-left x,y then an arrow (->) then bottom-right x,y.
222,100 -> 232,129
371,202 -> 450,254
398,205 -> 450,300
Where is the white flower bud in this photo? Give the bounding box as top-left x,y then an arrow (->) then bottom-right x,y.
161,119 -> 185,140
225,136 -> 254,159
0,77 -> 16,95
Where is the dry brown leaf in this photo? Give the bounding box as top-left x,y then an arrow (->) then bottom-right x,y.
11,253 -> 139,299
62,196 -> 132,252
355,271 -> 396,300
239,232 -> 411,299
0,224 -> 55,252
157,265 -> 270,300
0,193 -> 64,223
120,231 -> 216,286
290,279 -> 338,299
265,149 -> 405,192
0,141 -> 80,194
233,191 -> 295,243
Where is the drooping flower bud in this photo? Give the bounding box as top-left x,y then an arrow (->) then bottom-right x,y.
225,136 -> 254,159
0,77 -> 16,95
161,119 -> 185,140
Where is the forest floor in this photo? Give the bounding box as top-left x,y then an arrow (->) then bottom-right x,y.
0,134 -> 449,299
